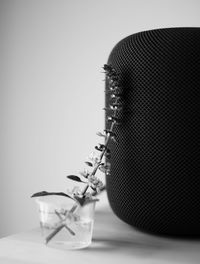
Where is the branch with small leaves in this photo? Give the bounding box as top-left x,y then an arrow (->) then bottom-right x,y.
31,64 -> 122,244
65,64 -> 122,204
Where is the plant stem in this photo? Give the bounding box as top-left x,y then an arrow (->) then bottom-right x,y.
45,224 -> 65,244
99,97 -> 119,160
69,203 -> 79,213
45,66 -> 120,245
66,96 -> 119,225
81,184 -> 89,195
81,93 -> 119,195
64,224 -> 75,236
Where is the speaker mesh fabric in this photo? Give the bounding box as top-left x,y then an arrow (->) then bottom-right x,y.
106,28 -> 200,236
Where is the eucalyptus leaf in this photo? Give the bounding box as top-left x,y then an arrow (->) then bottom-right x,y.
67,175 -> 83,182
95,146 -> 102,152
90,185 -> 97,191
95,144 -> 106,152
31,191 -> 73,200
85,161 -> 93,167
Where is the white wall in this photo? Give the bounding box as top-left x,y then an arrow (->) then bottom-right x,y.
0,0 -> 200,238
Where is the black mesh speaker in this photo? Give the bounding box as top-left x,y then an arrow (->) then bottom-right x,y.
106,27 -> 200,236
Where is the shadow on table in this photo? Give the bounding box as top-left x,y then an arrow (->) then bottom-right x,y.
87,208 -> 200,258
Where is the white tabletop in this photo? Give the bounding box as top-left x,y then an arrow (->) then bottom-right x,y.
0,204 -> 200,264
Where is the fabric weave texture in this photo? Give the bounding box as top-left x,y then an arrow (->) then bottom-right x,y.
106,27 -> 200,236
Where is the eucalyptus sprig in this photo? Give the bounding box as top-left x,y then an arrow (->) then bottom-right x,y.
31,64 -> 122,244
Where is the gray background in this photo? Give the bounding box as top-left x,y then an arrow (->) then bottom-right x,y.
0,0 -> 200,238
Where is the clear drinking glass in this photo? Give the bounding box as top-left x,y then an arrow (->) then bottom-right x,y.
35,195 -> 96,250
